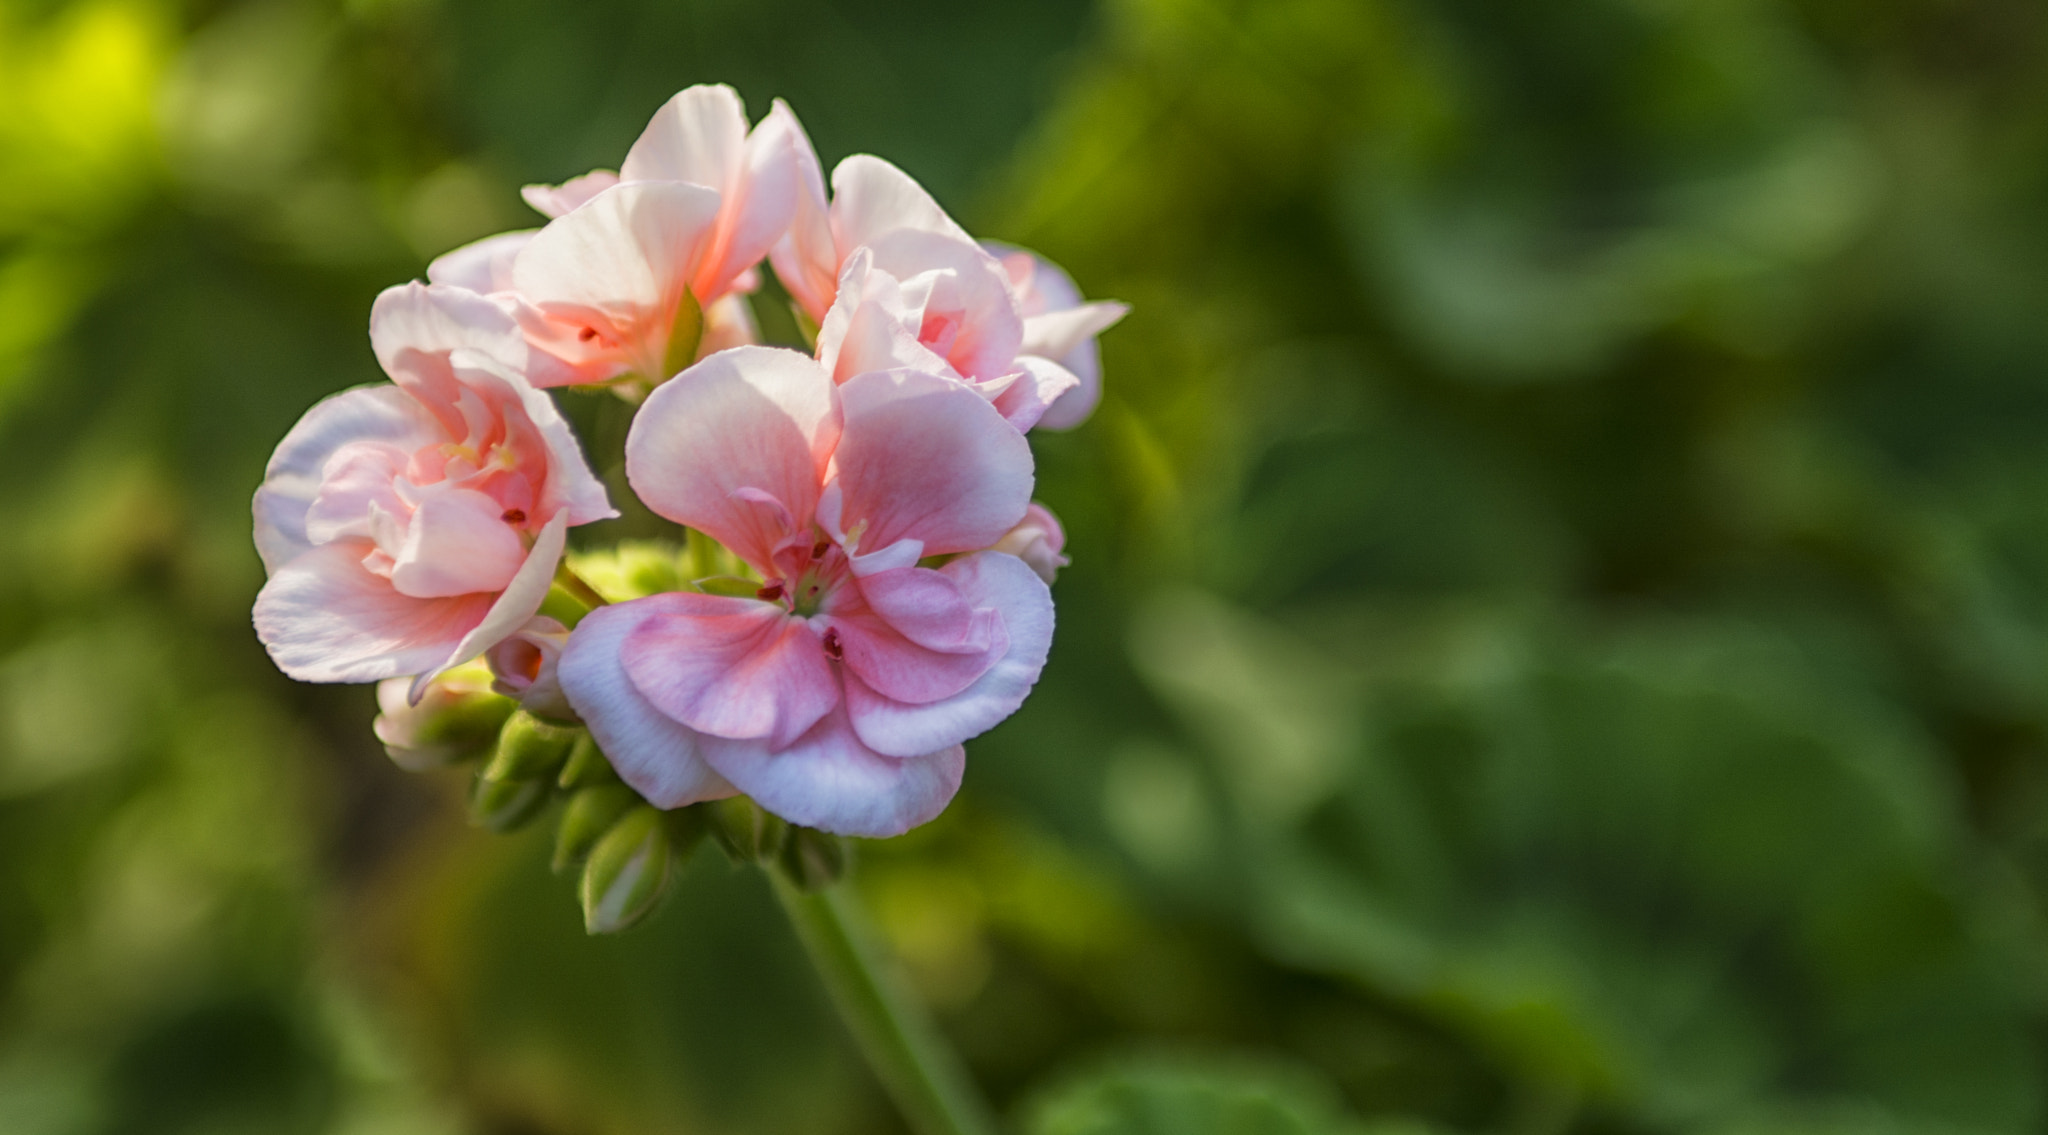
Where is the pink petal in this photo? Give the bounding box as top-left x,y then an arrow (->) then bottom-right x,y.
387,485 -> 527,599
619,592 -> 839,750
253,385 -> 441,573
823,567 -> 1007,706
766,100 -> 836,323
981,356 -> 1080,433
842,551 -> 1053,758
370,283 -> 531,406
426,231 -> 536,294
520,170 -> 620,218
620,84 -> 748,189
558,600 -> 737,808
1020,300 -> 1129,362
830,368 -> 1033,558
697,704 -> 964,838
443,351 -> 615,527
816,249 -> 953,383
828,155 -> 971,254
691,97 -> 802,303
302,441 -> 411,546
420,509 -> 572,697
625,346 -> 839,570
865,229 -> 1021,382
253,541 -> 496,683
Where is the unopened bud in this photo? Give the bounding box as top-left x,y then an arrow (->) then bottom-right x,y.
553,783 -> 638,873
777,826 -> 849,891
469,771 -> 552,832
486,616 -> 577,724
557,732 -> 620,790
373,667 -> 513,772
580,805 -> 672,934
484,711 -> 579,783
992,502 -> 1070,584
708,796 -> 787,863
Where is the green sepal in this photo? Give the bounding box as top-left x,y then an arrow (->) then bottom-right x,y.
661,287 -> 704,381
469,772 -> 552,833
553,783 -> 639,873
580,805 -> 673,934
484,711 -> 580,783
557,732 -> 620,790
694,575 -> 761,598
708,796 -> 788,863
537,582 -> 593,629
777,826 -> 849,892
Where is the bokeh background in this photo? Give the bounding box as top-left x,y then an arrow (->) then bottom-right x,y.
7,0 -> 2048,1131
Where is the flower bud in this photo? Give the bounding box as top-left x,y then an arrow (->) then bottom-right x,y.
707,796 -> 787,863
992,502 -> 1070,584
557,732 -> 620,790
486,616 -> 577,724
469,771 -> 553,832
483,710 -> 579,783
580,804 -> 672,934
777,826 -> 849,891
553,783 -> 638,873
372,667 -> 514,772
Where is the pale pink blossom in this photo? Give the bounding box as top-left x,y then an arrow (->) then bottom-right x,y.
253,283 -> 615,698
429,84 -> 802,387
486,615 -> 576,723
557,347 -> 1052,836
992,503 -> 1069,584
770,132 -> 1125,428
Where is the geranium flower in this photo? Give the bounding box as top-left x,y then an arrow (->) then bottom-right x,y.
252,283 -> 615,697
557,347 -> 1053,836
427,84 -> 801,388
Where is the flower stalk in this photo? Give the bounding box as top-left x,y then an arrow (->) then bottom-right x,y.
769,869 -> 996,1135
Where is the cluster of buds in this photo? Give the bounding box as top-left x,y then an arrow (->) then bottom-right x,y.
252,85 -> 1121,929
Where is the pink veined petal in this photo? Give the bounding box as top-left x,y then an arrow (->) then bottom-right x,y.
253,541 -> 497,683
696,704 -> 965,838
370,284 -> 532,425
302,441 -> 411,546
253,385 -> 442,573
845,565 -> 998,654
619,591 -> 839,750
842,551 -> 1053,758
426,231 -> 536,295
822,573 -> 1007,707
831,368 -> 1033,558
816,249 -> 954,383
625,346 -> 839,570
620,83 -> 748,189
981,356 -> 1081,433
691,98 -> 802,304
520,170 -> 620,218
558,600 -> 737,808
415,509 -> 571,699
864,229 -> 1022,382
828,155 -> 972,255
766,99 -> 836,323
444,350 -> 615,526
387,485 -> 527,599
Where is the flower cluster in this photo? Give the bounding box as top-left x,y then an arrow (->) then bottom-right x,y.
252,86 -> 1123,866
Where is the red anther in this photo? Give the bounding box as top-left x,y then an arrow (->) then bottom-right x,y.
822,627 -> 843,661
756,582 -> 786,602
578,326 -> 599,343
812,539 -> 831,559
501,508 -> 527,524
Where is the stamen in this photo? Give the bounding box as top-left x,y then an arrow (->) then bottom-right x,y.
821,627 -> 843,661
578,326 -> 600,343
812,539 -> 830,560
501,508 -> 527,525
757,582 -> 786,603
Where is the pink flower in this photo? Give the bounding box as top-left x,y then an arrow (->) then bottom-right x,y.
253,283 -> 615,697
486,615 -> 576,723
993,503 -> 1070,584
428,84 -> 802,388
557,347 -> 1053,836
770,132 -> 1125,428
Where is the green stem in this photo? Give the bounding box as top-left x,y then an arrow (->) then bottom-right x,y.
770,871 -> 997,1135
554,563 -> 609,610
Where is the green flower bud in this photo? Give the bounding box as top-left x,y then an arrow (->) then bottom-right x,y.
556,732 -> 620,790
580,805 -> 672,934
661,286 -> 704,381
553,783 -> 638,873
484,711 -> 578,783
469,771 -> 552,833
707,796 -> 787,863
372,667 -> 513,772
777,826 -> 849,892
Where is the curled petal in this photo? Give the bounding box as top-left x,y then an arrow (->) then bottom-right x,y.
816,249 -> 952,383
865,229 -> 1021,382
620,83 -> 748,188
386,485 -> 526,599
426,231 -> 536,295
521,170 -> 620,218
693,97 -> 802,303
823,567 -> 1007,707
559,601 -> 737,808
254,541 -> 496,683
831,368 -> 1033,558
698,705 -> 964,838
620,592 -> 839,750
487,615 -> 576,722
979,356 -> 1080,433
842,551 -> 1053,758
767,100 -> 836,322
415,509 -> 571,699
829,155 -> 971,253
444,350 -> 615,526
253,385 -> 441,573
626,346 -> 839,570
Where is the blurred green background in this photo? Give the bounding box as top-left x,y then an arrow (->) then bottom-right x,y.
8,0 -> 2048,1131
